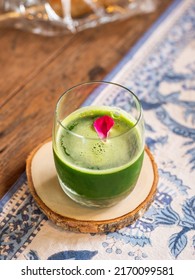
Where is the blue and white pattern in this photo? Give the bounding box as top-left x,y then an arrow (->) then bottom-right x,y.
0,0 -> 194,260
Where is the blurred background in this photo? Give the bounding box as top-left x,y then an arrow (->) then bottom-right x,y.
0,0 -> 172,198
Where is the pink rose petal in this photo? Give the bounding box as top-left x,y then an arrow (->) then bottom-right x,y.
94,115 -> 114,139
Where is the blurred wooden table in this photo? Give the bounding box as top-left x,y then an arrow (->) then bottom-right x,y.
0,0 -> 172,199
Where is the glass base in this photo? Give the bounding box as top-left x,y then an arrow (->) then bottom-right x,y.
58,177 -> 132,208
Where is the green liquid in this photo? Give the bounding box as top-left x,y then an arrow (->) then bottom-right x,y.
53,106 -> 144,206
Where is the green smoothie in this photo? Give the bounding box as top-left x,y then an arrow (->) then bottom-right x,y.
53,106 -> 144,207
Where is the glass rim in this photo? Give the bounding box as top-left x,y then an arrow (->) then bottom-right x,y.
55,80 -> 143,140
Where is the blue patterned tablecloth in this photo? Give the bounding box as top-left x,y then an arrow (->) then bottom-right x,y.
0,0 -> 194,260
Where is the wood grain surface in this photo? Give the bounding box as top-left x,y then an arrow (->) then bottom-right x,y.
0,0 -> 172,198
26,140 -> 158,233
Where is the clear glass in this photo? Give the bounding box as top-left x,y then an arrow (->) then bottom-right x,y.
0,0 -> 158,36
53,81 -> 145,208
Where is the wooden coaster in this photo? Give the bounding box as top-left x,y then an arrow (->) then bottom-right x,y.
26,140 -> 158,233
